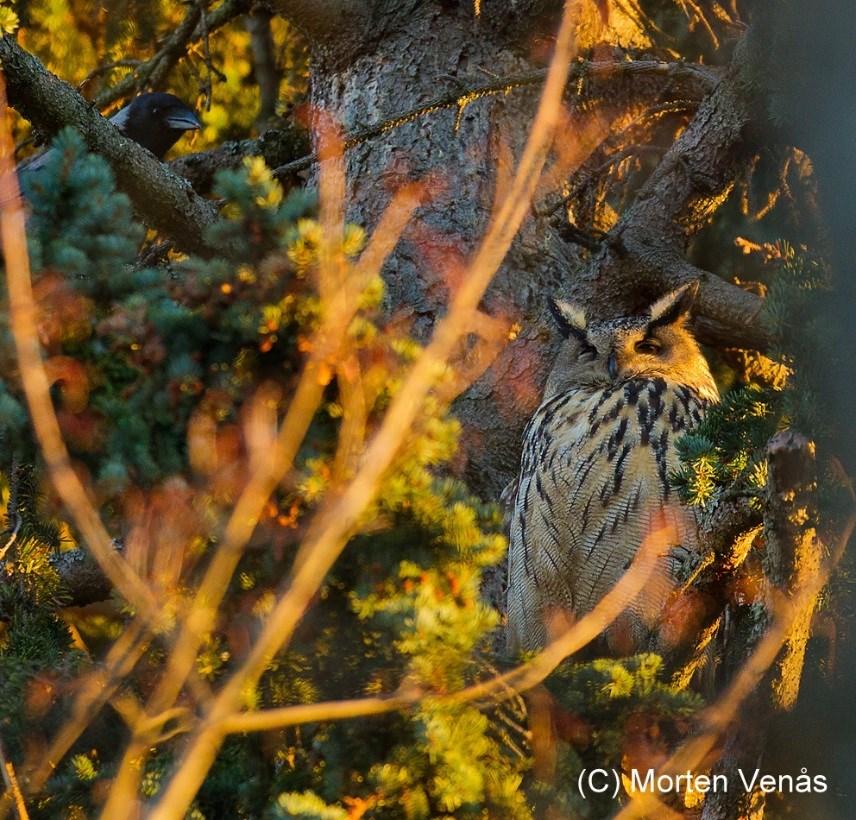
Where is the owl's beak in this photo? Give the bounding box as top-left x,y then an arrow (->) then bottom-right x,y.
607,351 -> 618,380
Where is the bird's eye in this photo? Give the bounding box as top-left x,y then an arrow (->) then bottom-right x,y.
634,338 -> 662,355
151,107 -> 159,115
578,344 -> 597,361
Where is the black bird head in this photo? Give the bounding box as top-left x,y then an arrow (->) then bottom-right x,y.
110,92 -> 201,160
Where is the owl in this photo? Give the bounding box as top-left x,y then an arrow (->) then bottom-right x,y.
505,282 -> 719,656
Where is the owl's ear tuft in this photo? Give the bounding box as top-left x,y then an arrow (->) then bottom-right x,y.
647,281 -> 699,329
549,297 -> 587,340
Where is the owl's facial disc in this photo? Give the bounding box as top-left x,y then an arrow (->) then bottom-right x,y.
587,318 -> 673,383
543,282 -> 717,401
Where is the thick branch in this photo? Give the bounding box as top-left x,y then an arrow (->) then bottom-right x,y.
170,126 -> 309,195
687,264 -> 767,349
1,37 -> 218,255
567,37 -> 772,350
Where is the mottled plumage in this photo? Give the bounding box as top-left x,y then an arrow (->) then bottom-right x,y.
506,283 -> 719,655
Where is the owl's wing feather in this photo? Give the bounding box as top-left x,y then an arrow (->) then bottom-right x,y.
506,381 -> 707,654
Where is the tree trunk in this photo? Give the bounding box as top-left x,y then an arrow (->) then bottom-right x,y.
305,3 -> 574,498
284,0 -> 759,498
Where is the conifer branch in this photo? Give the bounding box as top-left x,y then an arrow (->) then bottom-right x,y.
0,36 -> 218,254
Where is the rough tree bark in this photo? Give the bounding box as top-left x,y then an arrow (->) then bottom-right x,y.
273,0 -> 767,498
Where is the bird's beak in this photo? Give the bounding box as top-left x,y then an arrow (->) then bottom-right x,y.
607,351 -> 618,380
166,111 -> 202,131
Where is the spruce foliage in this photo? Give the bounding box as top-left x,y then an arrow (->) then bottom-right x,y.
673,245 -> 837,511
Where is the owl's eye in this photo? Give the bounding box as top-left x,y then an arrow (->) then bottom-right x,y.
634,338 -> 662,355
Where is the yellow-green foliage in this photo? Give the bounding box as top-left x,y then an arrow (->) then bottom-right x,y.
2,136 -> 527,816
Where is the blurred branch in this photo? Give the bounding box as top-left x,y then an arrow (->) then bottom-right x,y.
0,736 -> 28,820
246,8 -> 281,125
147,7 -> 586,814
92,0 -> 252,107
567,36 -> 773,350
218,692 -> 419,734
0,37 -> 218,254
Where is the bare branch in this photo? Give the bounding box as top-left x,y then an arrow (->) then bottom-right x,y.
147,10 -> 588,814
0,37 -> 218,255
246,8 -> 281,125
217,692 -> 418,734
92,0 -> 251,108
